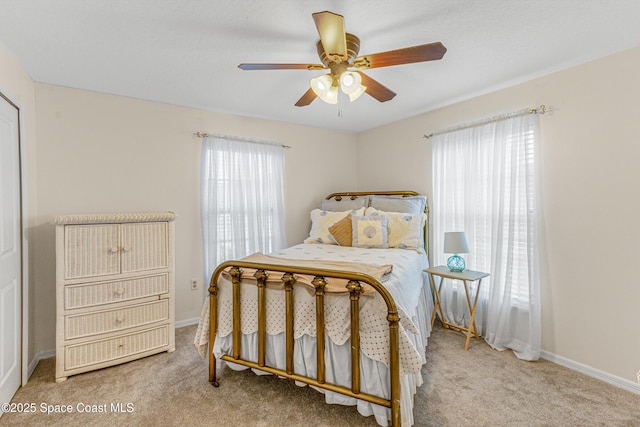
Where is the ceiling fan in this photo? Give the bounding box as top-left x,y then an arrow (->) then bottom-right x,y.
238,11 -> 447,107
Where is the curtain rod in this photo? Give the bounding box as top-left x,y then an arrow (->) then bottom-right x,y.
193,132 -> 291,148
423,105 -> 551,139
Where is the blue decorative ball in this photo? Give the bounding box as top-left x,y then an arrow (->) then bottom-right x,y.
447,254 -> 465,272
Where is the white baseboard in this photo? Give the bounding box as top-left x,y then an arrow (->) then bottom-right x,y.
175,317 -> 200,328
28,349 -> 55,379
27,319 -> 201,381
540,350 -> 640,395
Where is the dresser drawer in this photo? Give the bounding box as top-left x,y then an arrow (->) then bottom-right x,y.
65,299 -> 169,340
65,325 -> 170,371
64,274 -> 169,310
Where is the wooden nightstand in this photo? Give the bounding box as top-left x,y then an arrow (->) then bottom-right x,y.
424,265 -> 490,350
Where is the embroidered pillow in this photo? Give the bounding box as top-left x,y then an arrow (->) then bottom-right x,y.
304,207 -> 365,245
351,215 -> 389,248
328,215 -> 353,246
365,207 -> 426,249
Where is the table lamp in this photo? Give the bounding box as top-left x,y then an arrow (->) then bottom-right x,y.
444,231 -> 469,272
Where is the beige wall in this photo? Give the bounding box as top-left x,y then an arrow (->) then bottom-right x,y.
32,84 -> 359,353
4,37 -> 640,387
358,45 -> 640,383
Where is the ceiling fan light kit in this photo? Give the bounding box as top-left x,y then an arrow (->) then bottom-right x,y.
310,70 -> 366,104
238,11 -> 447,107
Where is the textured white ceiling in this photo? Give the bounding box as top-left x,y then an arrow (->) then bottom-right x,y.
1,0 -> 640,132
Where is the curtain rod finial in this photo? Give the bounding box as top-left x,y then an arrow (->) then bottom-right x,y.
530,105 -> 550,115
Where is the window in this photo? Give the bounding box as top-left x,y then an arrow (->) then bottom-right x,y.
200,136 -> 287,279
431,112 -> 541,360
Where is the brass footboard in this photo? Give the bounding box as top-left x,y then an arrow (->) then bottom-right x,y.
208,261 -> 402,427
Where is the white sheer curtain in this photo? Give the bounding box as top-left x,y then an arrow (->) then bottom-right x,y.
431,112 -> 542,360
200,135 -> 287,282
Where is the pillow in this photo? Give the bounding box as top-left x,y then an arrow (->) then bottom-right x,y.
319,196 -> 368,212
304,207 -> 365,245
369,195 -> 427,214
328,215 -> 353,246
351,215 -> 389,248
366,207 -> 426,249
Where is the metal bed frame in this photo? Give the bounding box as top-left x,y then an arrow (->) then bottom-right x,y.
208,191 -> 428,426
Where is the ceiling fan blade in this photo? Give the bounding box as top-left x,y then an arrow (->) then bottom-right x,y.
295,88 -> 317,107
238,63 -> 324,70
354,42 -> 447,69
312,11 -> 347,61
357,72 -> 396,102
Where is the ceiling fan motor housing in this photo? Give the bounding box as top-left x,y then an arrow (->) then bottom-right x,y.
317,33 -> 361,67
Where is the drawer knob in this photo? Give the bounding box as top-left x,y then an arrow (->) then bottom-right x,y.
116,316 -> 126,323
109,246 -> 119,253
122,245 -> 130,252
116,288 -> 125,295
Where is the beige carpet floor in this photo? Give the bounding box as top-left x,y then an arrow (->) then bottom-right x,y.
2,323 -> 639,426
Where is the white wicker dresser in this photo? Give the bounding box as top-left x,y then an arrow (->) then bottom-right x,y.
53,212 -> 176,382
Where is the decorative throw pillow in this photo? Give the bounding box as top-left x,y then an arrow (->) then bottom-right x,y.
365,207 -> 426,249
369,195 -> 427,214
328,215 -> 353,246
351,215 -> 389,248
304,207 -> 365,245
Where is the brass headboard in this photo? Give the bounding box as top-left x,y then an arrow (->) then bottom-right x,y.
324,191 -> 429,256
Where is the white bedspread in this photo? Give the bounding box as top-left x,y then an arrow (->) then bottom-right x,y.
195,244 -> 429,374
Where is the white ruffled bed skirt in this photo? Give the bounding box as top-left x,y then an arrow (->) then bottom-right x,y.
213,284 -> 433,426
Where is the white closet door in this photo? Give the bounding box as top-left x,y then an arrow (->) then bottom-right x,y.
0,95 -> 21,412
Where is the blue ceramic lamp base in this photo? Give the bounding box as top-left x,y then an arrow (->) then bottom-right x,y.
447,254 -> 465,272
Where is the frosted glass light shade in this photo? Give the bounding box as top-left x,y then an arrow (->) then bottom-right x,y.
311,74 -> 332,93
323,85 -> 339,104
347,84 -> 366,102
310,74 -> 338,104
339,71 -> 362,94
340,71 -> 367,102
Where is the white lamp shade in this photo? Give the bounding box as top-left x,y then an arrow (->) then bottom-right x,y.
443,232 -> 469,254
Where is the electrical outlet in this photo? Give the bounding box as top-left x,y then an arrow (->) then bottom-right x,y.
190,279 -> 198,290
